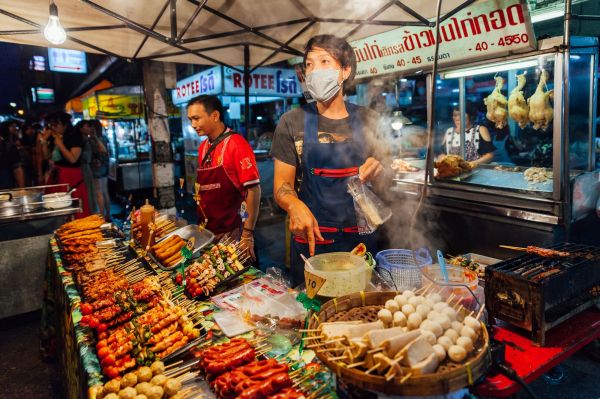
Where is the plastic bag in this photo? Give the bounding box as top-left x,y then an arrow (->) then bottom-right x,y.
347,176 -> 392,234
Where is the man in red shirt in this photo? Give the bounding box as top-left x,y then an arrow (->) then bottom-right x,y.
187,95 -> 261,260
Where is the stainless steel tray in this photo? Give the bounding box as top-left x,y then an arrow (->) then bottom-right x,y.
148,224 -> 215,271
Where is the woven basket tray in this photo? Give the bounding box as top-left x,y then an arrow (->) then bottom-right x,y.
308,291 -> 491,396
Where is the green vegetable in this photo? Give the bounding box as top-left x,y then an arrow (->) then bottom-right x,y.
147,350 -> 155,360
136,356 -> 144,366
144,331 -> 152,341
224,263 -> 235,275
215,271 -> 224,281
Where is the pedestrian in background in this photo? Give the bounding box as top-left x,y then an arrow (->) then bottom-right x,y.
86,119 -> 111,221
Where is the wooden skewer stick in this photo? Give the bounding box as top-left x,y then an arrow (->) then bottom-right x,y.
292,375 -> 311,388
306,384 -> 328,399
446,293 -> 456,304
399,372 -> 413,384
327,355 -> 348,361
365,363 -> 381,374
298,329 -> 321,333
367,347 -> 384,354
168,367 -> 193,379
499,245 -> 528,251
302,335 -> 325,341
165,360 -> 183,369
476,304 -> 486,320
346,361 -> 366,369
385,369 -> 397,381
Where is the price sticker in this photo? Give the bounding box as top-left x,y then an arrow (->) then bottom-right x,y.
186,237 -> 196,251
304,269 -> 326,299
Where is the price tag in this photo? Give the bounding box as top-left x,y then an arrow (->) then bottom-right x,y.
304,269 -> 326,299
186,237 -> 196,251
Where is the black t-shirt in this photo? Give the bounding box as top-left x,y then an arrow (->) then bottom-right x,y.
271,105 -> 387,186
0,139 -> 22,189
54,130 -> 84,167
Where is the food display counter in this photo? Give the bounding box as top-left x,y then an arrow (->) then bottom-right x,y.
0,184 -> 81,319
389,36 -> 600,257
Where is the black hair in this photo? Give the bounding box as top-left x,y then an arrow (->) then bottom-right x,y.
86,119 -> 104,136
304,35 -> 356,86
452,102 -> 478,121
0,120 -> 18,140
187,95 -> 224,122
45,111 -> 72,127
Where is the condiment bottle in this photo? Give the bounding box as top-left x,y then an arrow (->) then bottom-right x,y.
140,199 -> 155,248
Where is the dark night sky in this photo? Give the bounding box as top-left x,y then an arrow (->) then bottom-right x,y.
0,42 -> 22,113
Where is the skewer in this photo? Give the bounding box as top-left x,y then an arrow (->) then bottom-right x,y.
292,375 -> 311,388
499,245 -> 528,251
302,335 -> 325,340
298,329 -> 320,333
327,355 -> 348,361
165,360 -> 183,369
399,372 -> 413,384
365,363 -> 381,374
367,347 -> 384,354
445,293 -> 456,304
346,361 -> 365,369
306,384 -> 327,399
476,304 -> 486,320
177,372 -> 197,383
169,367 -> 193,379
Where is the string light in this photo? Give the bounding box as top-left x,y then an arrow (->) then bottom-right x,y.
44,1 -> 66,45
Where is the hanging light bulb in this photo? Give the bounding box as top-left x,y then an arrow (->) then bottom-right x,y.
44,1 -> 66,45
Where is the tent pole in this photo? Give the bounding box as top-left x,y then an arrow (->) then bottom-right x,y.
244,44 -> 250,139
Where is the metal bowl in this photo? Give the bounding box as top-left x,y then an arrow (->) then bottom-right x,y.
0,199 -> 22,217
11,189 -> 43,213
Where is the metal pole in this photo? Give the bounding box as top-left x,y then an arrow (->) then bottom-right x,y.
169,0 -> 177,41
459,77 -> 466,158
562,0 -> 572,237
244,44 -> 250,139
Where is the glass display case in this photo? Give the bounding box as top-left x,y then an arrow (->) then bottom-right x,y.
105,119 -> 150,162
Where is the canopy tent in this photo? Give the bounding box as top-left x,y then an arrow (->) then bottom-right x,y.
0,0 -> 476,71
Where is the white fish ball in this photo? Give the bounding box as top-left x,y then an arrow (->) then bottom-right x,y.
437,336 -> 454,351
456,336 -> 474,352
394,294 -> 407,308
425,298 -> 436,308
433,302 -> 448,312
377,308 -> 393,325
392,311 -> 407,327
464,316 -> 481,331
416,304 -> 431,319
421,320 -> 443,337
460,325 -> 478,341
403,290 -> 415,298
451,321 -> 464,332
427,310 -> 442,321
420,329 -> 437,345
408,296 -> 422,307
407,312 -> 423,330
385,300 -> 400,313
448,345 -> 467,362
427,293 -> 443,303
402,304 -> 416,316
436,315 -> 452,330
432,344 -> 447,362
441,307 -> 457,321
443,329 -> 460,344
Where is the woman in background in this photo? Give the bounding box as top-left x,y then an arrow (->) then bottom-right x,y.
45,111 -> 90,218
87,120 -> 111,221
442,103 -> 495,165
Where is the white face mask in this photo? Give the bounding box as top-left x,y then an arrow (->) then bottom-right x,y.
305,69 -> 343,103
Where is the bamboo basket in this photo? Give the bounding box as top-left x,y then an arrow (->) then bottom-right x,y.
308,291 -> 492,396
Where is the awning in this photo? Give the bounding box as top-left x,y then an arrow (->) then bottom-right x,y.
0,0 -> 476,70
65,79 -> 113,113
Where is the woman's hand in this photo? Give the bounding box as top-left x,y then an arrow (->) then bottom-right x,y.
288,200 -> 324,256
359,157 -> 383,182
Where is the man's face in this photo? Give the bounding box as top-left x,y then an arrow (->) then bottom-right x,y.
187,103 -> 218,137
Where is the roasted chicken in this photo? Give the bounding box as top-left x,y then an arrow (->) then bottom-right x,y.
484,76 -> 508,129
434,154 -> 473,178
528,70 -> 554,130
508,73 -> 529,128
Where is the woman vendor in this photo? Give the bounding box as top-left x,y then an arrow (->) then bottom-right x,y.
44,111 -> 90,218
272,35 -> 387,286
187,95 -> 261,260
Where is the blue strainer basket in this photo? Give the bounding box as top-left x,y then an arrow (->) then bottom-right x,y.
375,248 -> 432,291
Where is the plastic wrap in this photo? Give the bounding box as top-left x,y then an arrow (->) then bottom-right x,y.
347,177 -> 392,234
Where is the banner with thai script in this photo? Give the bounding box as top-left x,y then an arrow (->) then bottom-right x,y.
351,0 -> 536,79
172,66 -> 222,105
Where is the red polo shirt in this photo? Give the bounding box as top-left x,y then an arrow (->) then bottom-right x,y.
198,133 -> 260,192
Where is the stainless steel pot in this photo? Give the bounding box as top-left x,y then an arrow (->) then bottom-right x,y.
10,189 -> 43,213
0,193 -> 22,217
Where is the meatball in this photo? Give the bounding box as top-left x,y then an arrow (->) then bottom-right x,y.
150,361 -> 165,376
163,378 -> 182,396
104,394 -> 119,399
146,385 -> 164,399
135,382 -> 152,396
118,387 -> 137,399
133,395 -> 148,399
121,373 -> 138,388
150,374 -> 168,387
104,379 -> 121,394
136,367 -> 153,383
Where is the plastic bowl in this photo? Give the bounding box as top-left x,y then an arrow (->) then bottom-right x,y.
306,252 -> 369,297
42,193 -> 72,209
422,264 -> 479,298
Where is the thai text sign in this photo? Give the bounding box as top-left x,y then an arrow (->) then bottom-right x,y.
351,0 -> 536,79
223,67 -> 302,97
172,66 -> 222,105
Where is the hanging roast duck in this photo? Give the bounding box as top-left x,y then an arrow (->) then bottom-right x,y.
527,70 -> 554,130
484,76 -> 508,129
508,73 -> 529,128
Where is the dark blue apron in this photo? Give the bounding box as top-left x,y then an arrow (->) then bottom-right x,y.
290,102 -> 377,286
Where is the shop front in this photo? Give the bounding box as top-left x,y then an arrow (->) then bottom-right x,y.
171,66 -> 303,194
82,86 -> 153,192
345,0 -> 600,257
